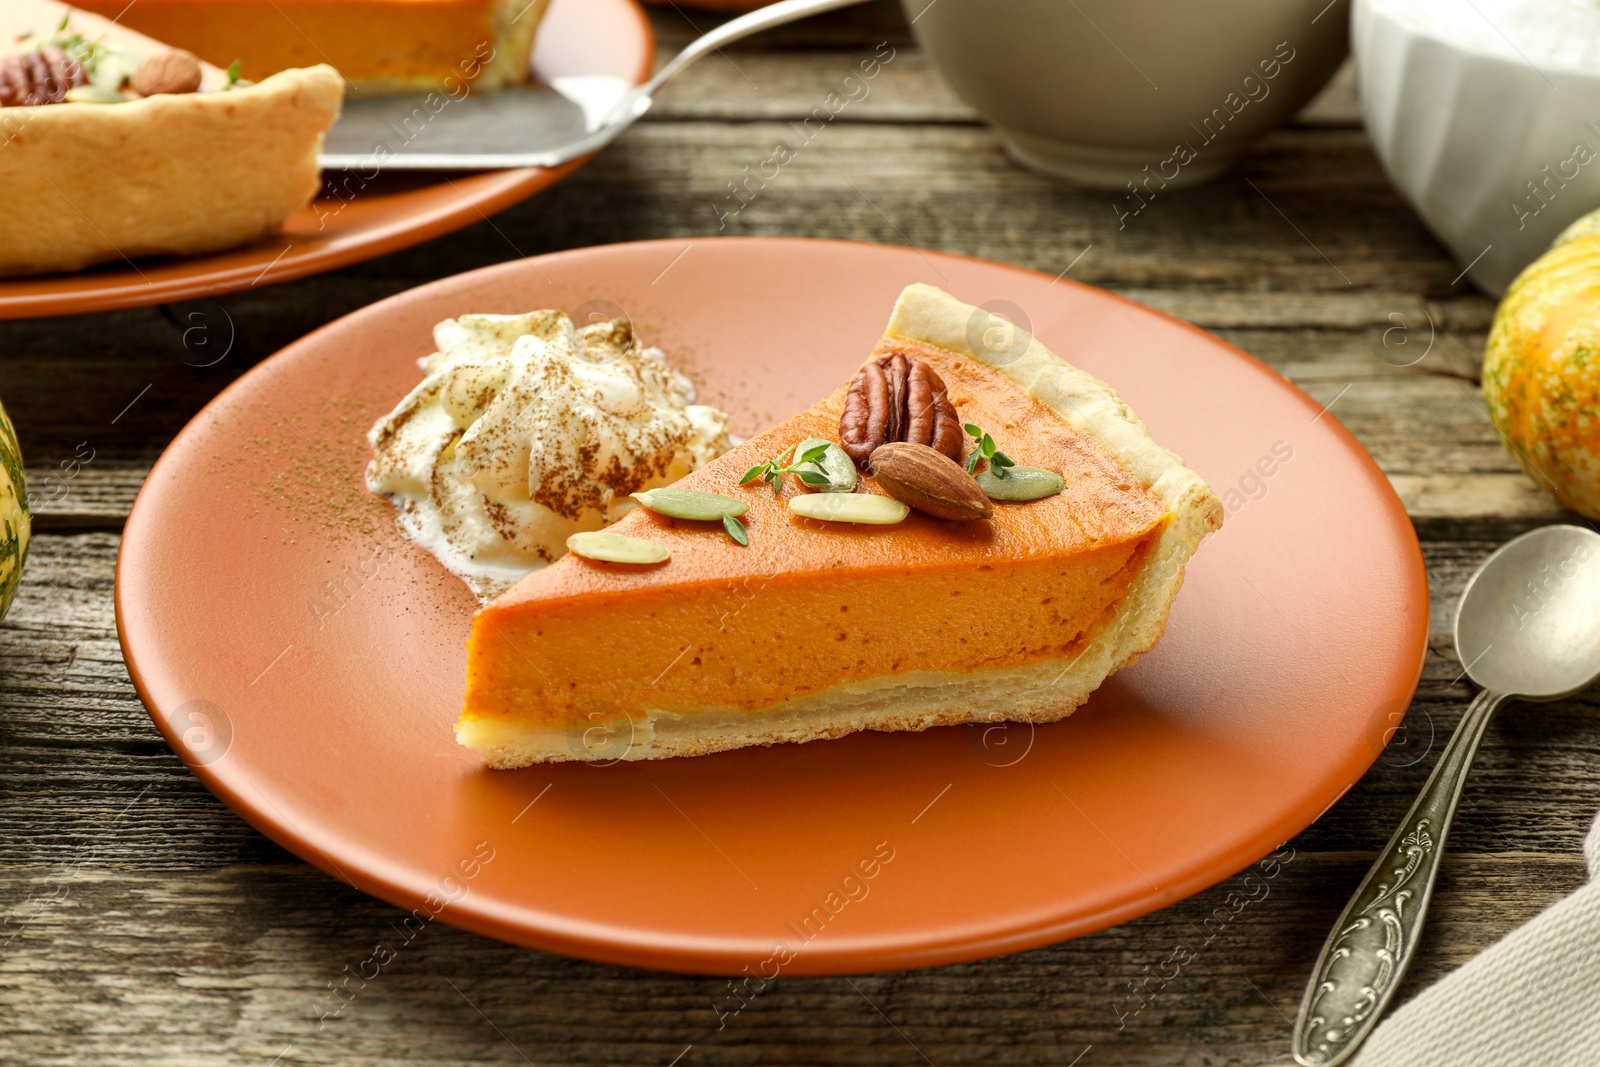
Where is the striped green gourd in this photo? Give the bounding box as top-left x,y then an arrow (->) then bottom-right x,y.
0,398 -> 29,622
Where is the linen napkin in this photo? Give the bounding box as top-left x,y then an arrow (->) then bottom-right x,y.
1350,807 -> 1600,1065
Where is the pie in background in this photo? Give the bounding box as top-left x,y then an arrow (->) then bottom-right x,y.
455,284 -> 1224,766
0,0 -> 342,277
71,0 -> 551,97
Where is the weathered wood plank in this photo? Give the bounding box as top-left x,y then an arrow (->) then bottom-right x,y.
650,44 -> 975,125
418,121 -> 1446,291
0,851 -> 1580,1066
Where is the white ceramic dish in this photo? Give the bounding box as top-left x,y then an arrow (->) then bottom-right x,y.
1355,0 -> 1600,294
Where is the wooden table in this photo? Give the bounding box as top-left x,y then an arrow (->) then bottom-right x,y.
3,4 -> 1592,1064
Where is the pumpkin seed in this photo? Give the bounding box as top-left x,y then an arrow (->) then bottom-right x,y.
567,531 -> 670,565
788,493 -> 909,525
64,85 -> 129,104
976,466 -> 1064,501
790,436 -> 858,493
631,487 -> 748,521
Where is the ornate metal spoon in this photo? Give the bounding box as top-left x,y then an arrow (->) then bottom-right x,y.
320,0 -> 872,170
1293,523 -> 1600,1066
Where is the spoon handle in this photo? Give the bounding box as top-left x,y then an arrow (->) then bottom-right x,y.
1292,687 -> 1509,1066
643,0 -> 874,97
525,0 -> 872,169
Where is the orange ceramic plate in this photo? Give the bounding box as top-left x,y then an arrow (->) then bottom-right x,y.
0,0 -> 651,321
116,238 -> 1427,975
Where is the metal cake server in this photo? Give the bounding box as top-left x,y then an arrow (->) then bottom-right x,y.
1292,523 -> 1600,1066
318,0 -> 870,171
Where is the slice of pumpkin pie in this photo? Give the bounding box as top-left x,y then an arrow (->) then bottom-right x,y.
457,284 -> 1223,766
0,0 -> 342,277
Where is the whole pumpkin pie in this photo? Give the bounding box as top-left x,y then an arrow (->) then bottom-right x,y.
71,0 -> 550,97
0,0 -> 342,277
456,284 -> 1223,766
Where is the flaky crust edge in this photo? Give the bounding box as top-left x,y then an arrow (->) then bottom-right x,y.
0,65 -> 343,277
460,283 -> 1223,766
886,281 -> 1224,679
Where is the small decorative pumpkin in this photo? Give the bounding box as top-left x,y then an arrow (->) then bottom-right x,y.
1483,209 -> 1600,518
0,398 -> 27,622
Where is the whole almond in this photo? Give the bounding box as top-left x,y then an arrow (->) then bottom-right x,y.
130,49 -> 203,97
868,441 -> 992,521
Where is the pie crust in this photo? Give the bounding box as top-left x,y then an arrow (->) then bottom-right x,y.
0,0 -> 342,277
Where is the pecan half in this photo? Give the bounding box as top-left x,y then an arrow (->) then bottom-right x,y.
0,48 -> 87,108
839,351 -> 962,469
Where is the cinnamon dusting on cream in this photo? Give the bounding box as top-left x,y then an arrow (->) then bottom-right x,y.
366,311 -> 732,601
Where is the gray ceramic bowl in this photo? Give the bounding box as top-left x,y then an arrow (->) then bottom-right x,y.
905,0 -> 1348,189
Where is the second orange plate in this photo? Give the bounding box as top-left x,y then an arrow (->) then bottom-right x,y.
117,237 -> 1428,975
0,0 -> 651,320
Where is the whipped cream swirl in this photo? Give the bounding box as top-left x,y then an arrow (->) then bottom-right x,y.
367,311 -> 733,601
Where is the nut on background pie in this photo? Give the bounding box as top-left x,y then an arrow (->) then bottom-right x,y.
457,284 -> 1224,767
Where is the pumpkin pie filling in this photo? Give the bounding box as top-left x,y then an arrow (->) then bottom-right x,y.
72,0 -> 546,95
457,313 -> 1198,763
464,536 -> 1158,727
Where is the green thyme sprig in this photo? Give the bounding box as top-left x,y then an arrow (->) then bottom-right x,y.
964,423 -> 1015,478
45,17 -> 142,92
225,60 -> 243,88
739,442 -> 832,495
722,513 -> 748,546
